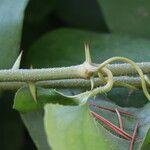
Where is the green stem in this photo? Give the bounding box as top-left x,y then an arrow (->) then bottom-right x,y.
0,65 -> 83,82
0,62 -> 149,82
0,76 -> 144,90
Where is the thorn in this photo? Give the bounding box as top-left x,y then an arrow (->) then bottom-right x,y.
130,122 -> 139,150
91,111 -> 132,140
84,43 -> 92,64
89,103 -> 132,116
115,109 -> 123,130
90,76 -> 94,90
28,65 -> 37,102
28,82 -> 37,102
12,51 -> 23,69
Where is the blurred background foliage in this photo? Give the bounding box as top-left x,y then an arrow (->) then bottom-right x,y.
1,0 -> 150,149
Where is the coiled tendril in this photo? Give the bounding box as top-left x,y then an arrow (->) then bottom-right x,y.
74,56 -> 150,103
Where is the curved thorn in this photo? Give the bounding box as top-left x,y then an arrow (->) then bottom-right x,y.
12,51 -> 23,69
28,82 -> 37,102
84,43 -> 92,63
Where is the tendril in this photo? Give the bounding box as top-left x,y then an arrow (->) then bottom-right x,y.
74,67 -> 113,100
96,56 -> 150,101
72,55 -> 150,103
98,70 -> 138,91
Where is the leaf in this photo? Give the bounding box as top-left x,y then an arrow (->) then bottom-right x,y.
43,95 -> 150,150
20,110 -> 50,150
14,87 -> 81,149
97,0 -> 150,37
0,0 -> 28,68
13,87 -> 78,112
141,128 -> 150,149
14,85 -> 150,150
44,103 -> 130,150
54,0 -> 107,31
0,0 -> 29,149
89,96 -> 150,149
25,0 -> 55,23
25,28 -> 150,68
107,88 -> 147,108
22,0 -> 55,50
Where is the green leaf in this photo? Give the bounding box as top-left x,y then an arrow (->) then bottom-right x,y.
141,128 -> 150,149
97,0 -> 150,37
90,96 -> 150,149
107,88 -> 147,107
44,103 -> 130,150
13,87 -> 78,112
25,0 -> 55,23
15,85 -> 150,149
43,95 -> 150,150
0,0 -> 29,149
54,0 -> 107,31
20,110 -> 50,150
14,87 -> 80,149
25,28 -> 150,68
22,0 -> 55,50
0,0 -> 28,68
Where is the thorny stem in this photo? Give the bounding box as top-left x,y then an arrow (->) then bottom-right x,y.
0,65 -> 82,82
1,57 -> 150,102
0,76 -> 144,90
0,62 -> 150,82
3,48 -> 150,98
1,53 -> 150,102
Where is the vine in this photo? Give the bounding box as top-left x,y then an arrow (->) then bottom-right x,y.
71,45 -> 150,103
0,46 -> 150,103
